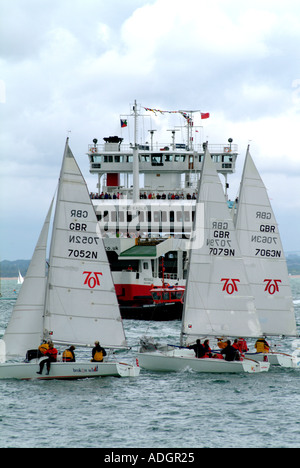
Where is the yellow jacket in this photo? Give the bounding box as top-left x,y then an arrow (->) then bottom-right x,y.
255,339 -> 269,353
38,343 -> 49,355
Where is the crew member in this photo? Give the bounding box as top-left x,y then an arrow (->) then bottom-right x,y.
188,339 -> 205,358
220,340 -> 240,361
38,340 -> 50,357
37,341 -> 58,375
62,345 -> 76,362
255,338 -> 270,353
91,341 -> 107,362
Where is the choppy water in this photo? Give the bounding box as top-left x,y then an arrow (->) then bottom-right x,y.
0,278 -> 299,448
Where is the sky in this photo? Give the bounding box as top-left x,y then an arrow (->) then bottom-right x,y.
1,0 -> 300,261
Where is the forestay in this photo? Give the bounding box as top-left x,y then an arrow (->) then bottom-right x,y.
181,150 -> 262,345
234,148 -> 296,336
43,141 -> 127,349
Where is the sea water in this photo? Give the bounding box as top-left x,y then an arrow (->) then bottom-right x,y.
0,278 -> 299,449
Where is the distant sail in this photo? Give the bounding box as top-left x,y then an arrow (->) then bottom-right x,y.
235,147 -> 296,336
17,271 -> 24,284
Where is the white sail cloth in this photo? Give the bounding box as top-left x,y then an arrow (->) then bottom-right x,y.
235,148 -> 296,336
181,149 -> 262,345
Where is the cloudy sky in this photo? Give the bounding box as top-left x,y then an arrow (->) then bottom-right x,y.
1,0 -> 300,261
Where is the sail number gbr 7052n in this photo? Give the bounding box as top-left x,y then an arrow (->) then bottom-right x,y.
67,210 -> 98,259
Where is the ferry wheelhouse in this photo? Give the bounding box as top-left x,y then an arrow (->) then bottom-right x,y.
87,102 -> 238,319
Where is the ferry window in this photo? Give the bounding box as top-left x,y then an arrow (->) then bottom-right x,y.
171,292 -> 177,300
176,292 -> 183,299
165,155 -> 173,162
111,211 -> 117,222
138,211 -> 144,222
152,292 -> 161,300
103,210 -> 109,221
154,211 -> 160,222
184,211 -> 190,221
151,155 -> 163,165
147,211 -> 151,222
170,211 -> 174,222
115,155 -> 124,163
163,292 -> 170,300
143,262 -> 149,269
161,211 -> 167,222
141,155 -> 150,162
222,155 -> 232,163
104,155 -> 113,163
126,155 -> 133,163
174,155 -> 180,162
176,211 -> 183,222
118,211 -> 124,222
127,212 -> 132,223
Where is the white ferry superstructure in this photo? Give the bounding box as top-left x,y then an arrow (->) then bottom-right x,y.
87,101 -> 238,319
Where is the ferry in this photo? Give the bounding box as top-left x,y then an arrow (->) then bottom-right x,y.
87,101 -> 238,320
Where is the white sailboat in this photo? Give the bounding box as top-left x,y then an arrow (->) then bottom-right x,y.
234,147 -> 298,367
138,149 -> 269,374
0,139 -> 139,379
17,270 -> 24,284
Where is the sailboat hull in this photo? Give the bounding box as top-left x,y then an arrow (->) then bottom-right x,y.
137,352 -> 269,374
245,352 -> 296,366
276,349 -> 300,369
0,360 -> 140,380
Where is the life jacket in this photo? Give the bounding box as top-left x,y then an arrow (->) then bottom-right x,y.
255,339 -> 269,353
93,350 -> 104,362
38,343 -> 49,355
237,338 -> 248,353
62,349 -> 74,362
46,347 -> 58,360
217,341 -> 227,349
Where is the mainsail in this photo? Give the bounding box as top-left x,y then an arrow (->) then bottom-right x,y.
2,200 -> 54,359
235,147 -> 296,336
181,150 -> 262,345
43,140 -> 127,348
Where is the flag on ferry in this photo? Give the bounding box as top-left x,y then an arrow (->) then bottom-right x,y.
201,113 -> 210,119
120,119 -> 128,128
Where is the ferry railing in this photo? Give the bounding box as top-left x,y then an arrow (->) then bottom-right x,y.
88,143 -> 238,154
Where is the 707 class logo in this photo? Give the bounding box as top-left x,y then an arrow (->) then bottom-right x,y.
264,279 -> 281,295
83,271 -> 103,288
221,278 -> 240,294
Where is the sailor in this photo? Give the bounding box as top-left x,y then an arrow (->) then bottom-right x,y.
203,339 -> 212,358
62,345 -> 76,362
36,341 -> 58,375
220,340 -> 240,361
255,338 -> 270,353
91,341 -> 107,362
188,339 -> 205,358
233,338 -> 249,354
38,340 -> 50,357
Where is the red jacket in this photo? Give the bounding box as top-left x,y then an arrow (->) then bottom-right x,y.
46,347 -> 58,360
